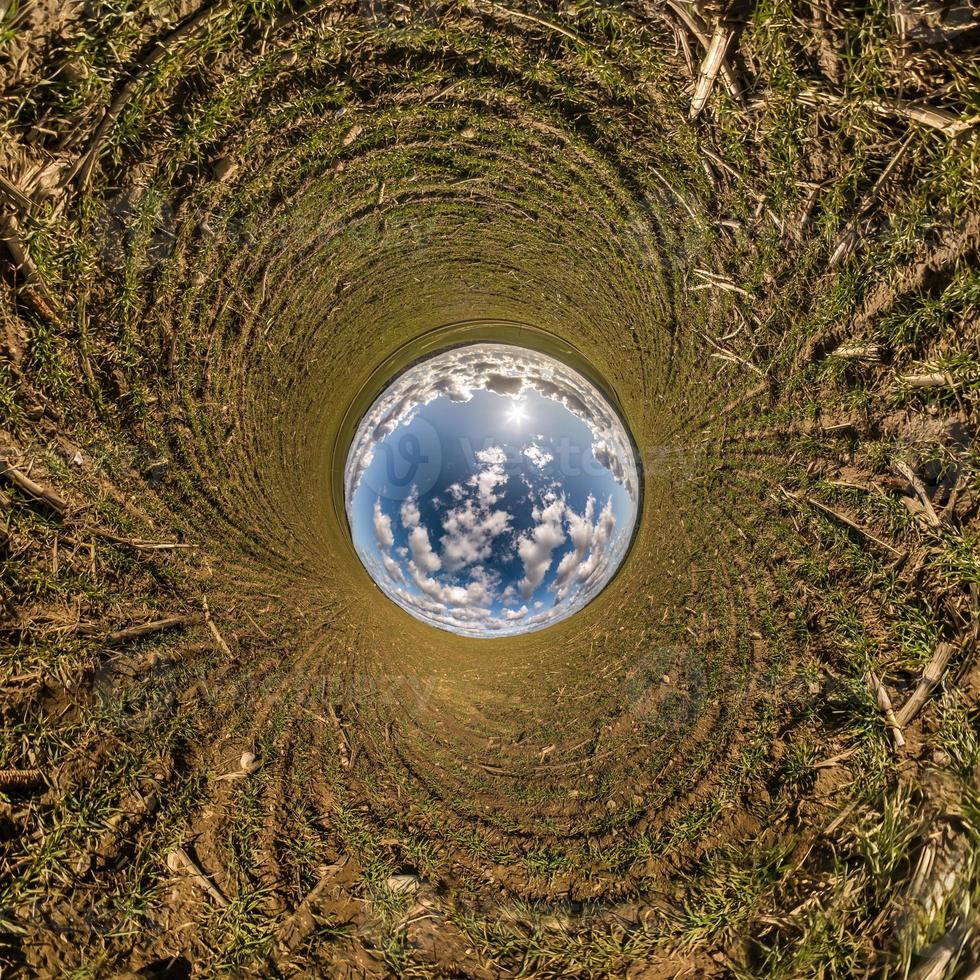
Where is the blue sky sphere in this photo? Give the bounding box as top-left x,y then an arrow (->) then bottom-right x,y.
344,343 -> 640,636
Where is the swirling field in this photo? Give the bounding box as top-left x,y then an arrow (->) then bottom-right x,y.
0,1 -> 978,975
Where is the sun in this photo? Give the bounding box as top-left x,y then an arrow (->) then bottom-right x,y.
506,401 -> 527,425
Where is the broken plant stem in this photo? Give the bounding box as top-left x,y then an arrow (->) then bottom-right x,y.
787,490 -> 907,562
0,455 -> 67,515
0,214 -> 61,314
106,615 -> 199,645
895,643 -> 957,727
0,175 -> 34,213
89,527 -> 199,550
693,267 -> 751,297
829,136 -> 912,269
70,4 -> 227,191
892,460 -> 941,528
829,341 -> 883,362
202,596 -> 233,656
798,87 -> 977,138
895,370 -> 956,389
167,846 -> 229,908
663,0 -> 744,104
479,0 -> 583,43
696,328 -> 764,376
866,671 -> 905,748
690,22 -> 734,118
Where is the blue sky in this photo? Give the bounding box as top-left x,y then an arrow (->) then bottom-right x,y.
346,345 -> 638,636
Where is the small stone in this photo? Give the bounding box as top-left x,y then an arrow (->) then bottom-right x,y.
191,270 -> 207,287
606,798 -> 618,811
240,751 -> 256,771
387,874 -> 421,894
661,674 -> 671,684
460,125 -> 477,139
342,124 -> 364,147
59,59 -> 89,84
211,156 -> 237,182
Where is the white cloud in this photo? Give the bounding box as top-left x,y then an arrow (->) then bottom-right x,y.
592,439 -> 629,493
477,446 -> 507,466
438,446 -> 513,572
344,343 -> 639,509
365,485 -> 627,637
382,552 -> 407,585
373,499 -> 395,551
523,444 -> 554,469
553,495 -> 596,600
408,523 -> 442,574
394,487 -> 442,573
373,500 -> 407,585
553,495 -> 617,602
401,491 -> 421,529
517,498 -> 566,599
468,445 -> 508,507
440,500 -> 511,571
409,560 -> 492,611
